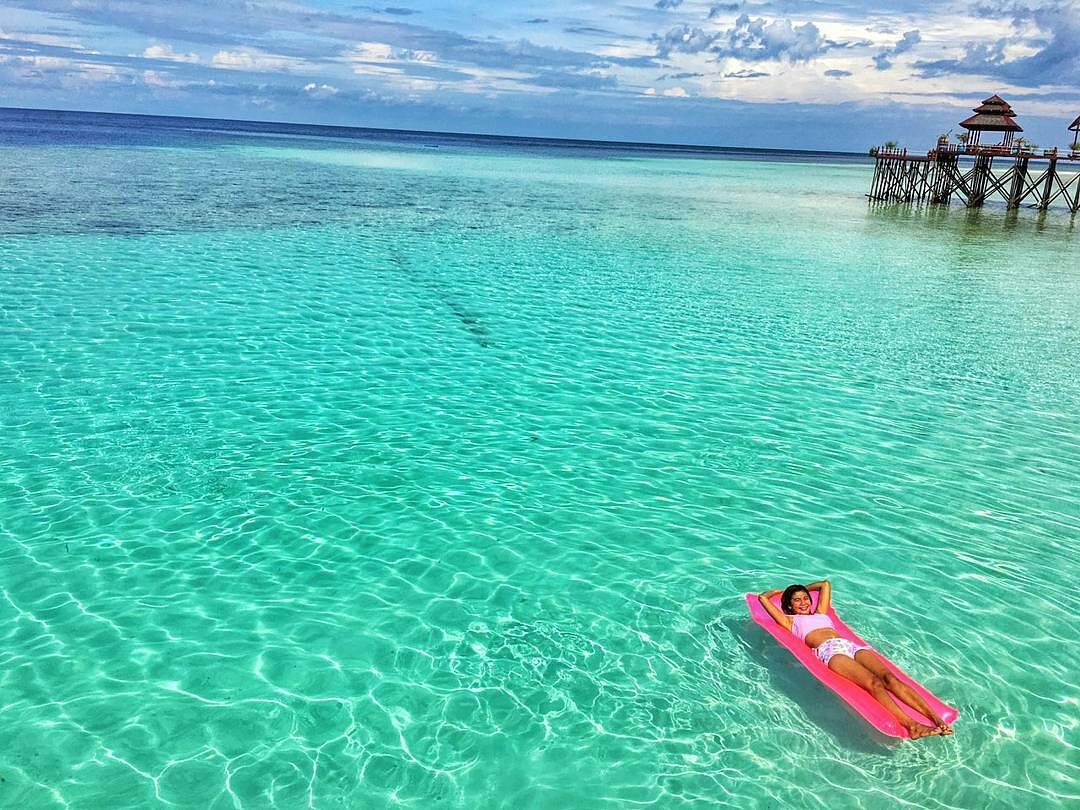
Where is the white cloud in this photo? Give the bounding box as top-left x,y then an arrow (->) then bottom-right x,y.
351,41 -> 396,60
1,54 -> 124,84
142,69 -> 212,90
662,86 -> 688,97
643,86 -> 657,95
346,42 -> 439,65
144,43 -> 200,64
349,62 -> 405,77
344,45 -> 550,96
143,69 -> 169,87
211,48 -> 303,72
303,82 -> 339,98
7,55 -> 72,71
0,28 -> 86,50
78,62 -> 124,82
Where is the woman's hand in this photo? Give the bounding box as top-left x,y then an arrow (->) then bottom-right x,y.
757,589 -> 792,630
808,579 -> 832,614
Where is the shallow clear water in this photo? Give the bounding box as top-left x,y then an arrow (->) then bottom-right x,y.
1,109 -> 1078,808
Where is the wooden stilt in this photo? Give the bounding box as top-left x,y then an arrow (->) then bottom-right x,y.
1007,158 -> 1029,208
1038,158 -> 1057,210
968,155 -> 992,207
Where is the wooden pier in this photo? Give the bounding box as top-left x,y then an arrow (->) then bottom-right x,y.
868,94 -> 1080,214
869,146 -> 1080,212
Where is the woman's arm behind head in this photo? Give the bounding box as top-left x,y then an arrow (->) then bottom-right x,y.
758,590 -> 793,630
809,579 -> 831,614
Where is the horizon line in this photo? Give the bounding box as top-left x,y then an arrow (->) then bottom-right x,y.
0,105 -> 869,158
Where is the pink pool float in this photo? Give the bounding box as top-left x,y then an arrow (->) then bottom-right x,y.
746,591 -> 959,739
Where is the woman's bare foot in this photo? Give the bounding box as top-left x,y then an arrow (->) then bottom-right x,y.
905,723 -> 944,739
930,716 -> 955,735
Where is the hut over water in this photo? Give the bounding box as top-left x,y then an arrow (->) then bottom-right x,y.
959,94 -> 1022,147
868,93 -> 1080,213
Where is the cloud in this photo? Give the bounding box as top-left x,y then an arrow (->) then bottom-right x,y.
872,29 -> 920,71
656,71 -> 704,80
210,48 -> 304,72
350,41 -> 396,60
341,39 -> 617,96
142,69 -> 173,87
71,61 -> 125,83
2,0 -> 1072,150
3,53 -> 129,85
5,0 -> 652,73
3,0 -> 659,100
653,25 -> 715,57
915,6 -> 1079,86
714,14 -> 829,62
1,0 -> 302,49
142,69 -> 216,89
348,41 -> 436,63
564,26 -> 616,36
0,28 -> 85,50
913,37 -> 1008,78
662,85 -> 687,96
972,1 -> 1043,24
303,81 -> 339,98
892,29 -> 922,55
144,43 -> 200,64
708,3 -> 741,19
653,14 -> 831,62
530,71 -> 617,90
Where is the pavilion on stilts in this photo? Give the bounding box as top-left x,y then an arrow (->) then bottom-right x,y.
958,95 -> 1023,148
868,94 -> 1080,214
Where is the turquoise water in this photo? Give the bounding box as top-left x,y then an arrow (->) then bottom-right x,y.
1,110 -> 1079,808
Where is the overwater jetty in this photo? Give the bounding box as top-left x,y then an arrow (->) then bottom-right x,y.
869,95 -> 1080,213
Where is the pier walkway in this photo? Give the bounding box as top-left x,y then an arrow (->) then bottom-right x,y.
869,145 -> 1080,213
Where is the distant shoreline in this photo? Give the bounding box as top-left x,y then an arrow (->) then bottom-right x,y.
0,105 -> 869,162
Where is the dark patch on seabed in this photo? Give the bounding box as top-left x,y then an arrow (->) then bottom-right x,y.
389,252 -> 492,347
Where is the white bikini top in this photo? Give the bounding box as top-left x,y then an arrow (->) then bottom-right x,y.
791,613 -> 833,641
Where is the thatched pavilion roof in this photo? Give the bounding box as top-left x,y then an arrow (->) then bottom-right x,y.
960,94 -> 1022,133
960,114 -> 1023,132
973,94 -> 1016,116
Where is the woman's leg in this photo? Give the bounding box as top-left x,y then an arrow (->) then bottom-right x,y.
827,654 -> 942,739
854,650 -> 954,735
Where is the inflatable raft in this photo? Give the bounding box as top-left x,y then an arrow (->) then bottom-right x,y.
746,592 -> 958,738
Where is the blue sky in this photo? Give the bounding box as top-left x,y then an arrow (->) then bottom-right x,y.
1,0 -> 1077,150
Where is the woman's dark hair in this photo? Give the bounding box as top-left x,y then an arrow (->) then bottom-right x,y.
781,584 -> 810,615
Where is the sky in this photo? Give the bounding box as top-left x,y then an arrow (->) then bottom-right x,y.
0,0 -> 1077,150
